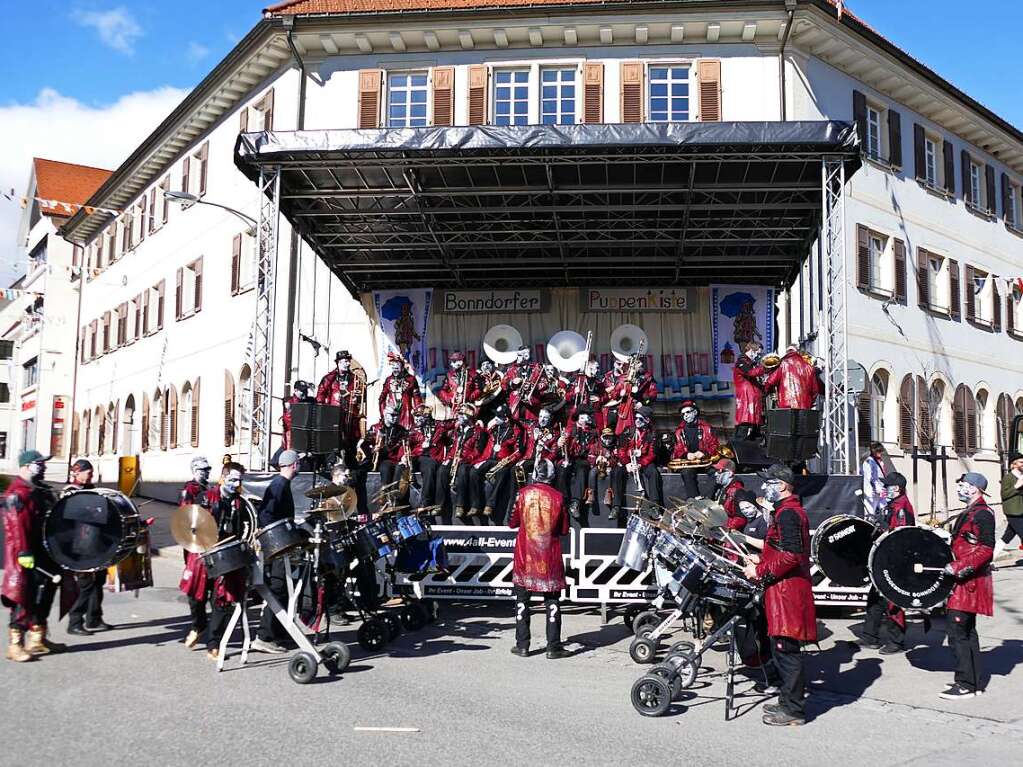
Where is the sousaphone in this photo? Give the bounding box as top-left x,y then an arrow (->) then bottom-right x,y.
483,324 -> 523,365
610,324 -> 649,362
546,330 -> 588,373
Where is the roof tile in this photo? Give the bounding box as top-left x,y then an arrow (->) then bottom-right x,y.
33,158 -> 112,218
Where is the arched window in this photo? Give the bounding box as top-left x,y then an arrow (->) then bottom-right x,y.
191,378 -> 201,448
95,406 -> 106,455
181,383 -> 193,449
166,386 -> 178,449
975,389 -> 989,451
238,364 -> 252,451
224,371 -> 236,447
108,401 -> 119,455
123,395 -> 136,455
953,384 -> 976,455
141,394 -> 151,452
928,379 -> 946,447
996,393 -> 1014,455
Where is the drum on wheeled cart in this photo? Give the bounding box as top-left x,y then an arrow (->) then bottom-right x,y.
44,488 -> 142,572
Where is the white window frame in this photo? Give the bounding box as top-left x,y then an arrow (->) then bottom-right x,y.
867,232 -> 890,293
492,67 -> 531,126
927,253 -> 949,313
1007,182 -> 1022,230
239,230 -> 256,292
646,61 -> 694,123
924,137 -> 938,187
865,104 -> 883,161
384,70 -> 430,128
539,66 -> 578,126
972,268 -> 991,324
1010,287 -> 1023,333
969,160 -> 983,211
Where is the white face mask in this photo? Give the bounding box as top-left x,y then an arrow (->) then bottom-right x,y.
193,467 -> 211,485
223,473 -> 242,496
746,348 -> 760,359
458,415 -> 471,427
481,363 -> 494,375
451,360 -> 464,370
390,362 -> 403,375
538,411 -> 551,427
578,415 -> 592,429
383,412 -> 397,427
516,352 -> 529,364
738,502 -> 758,520
763,482 -> 783,503
27,462 -> 45,481
337,359 -> 351,372
885,485 -> 901,499
956,483 -> 974,503
682,409 -> 698,424
635,416 -> 649,429
716,470 -> 734,486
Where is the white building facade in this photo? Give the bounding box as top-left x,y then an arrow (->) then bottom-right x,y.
59,0 -> 1023,511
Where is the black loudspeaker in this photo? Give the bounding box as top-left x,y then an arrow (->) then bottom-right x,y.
290,427 -> 340,454
765,408 -> 820,461
766,409 -> 798,435
765,431 -> 819,461
730,439 -> 774,470
290,402 -> 341,430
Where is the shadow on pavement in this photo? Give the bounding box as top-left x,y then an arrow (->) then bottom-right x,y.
806,640 -> 884,720
906,637 -> 1023,690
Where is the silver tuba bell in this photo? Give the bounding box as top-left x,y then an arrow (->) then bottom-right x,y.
610,324 -> 649,362
483,324 -> 523,365
546,330 -> 588,373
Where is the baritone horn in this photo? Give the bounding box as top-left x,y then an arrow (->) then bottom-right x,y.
483,324 -> 523,365
610,324 -> 649,362
760,353 -> 782,369
546,330 -> 587,373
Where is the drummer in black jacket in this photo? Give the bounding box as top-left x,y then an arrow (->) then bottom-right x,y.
253,449 -> 299,654
64,459 -> 114,636
205,463 -> 252,659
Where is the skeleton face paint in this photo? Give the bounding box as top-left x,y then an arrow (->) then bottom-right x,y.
578,414 -> 592,428
223,471 -> 242,496
716,470 -> 734,486
390,361 -> 403,375
635,415 -> 649,429
451,359 -> 464,370
194,466 -> 211,485
337,359 -> 351,372
27,462 -> 45,481
538,409 -> 552,427
681,408 -> 698,424
481,361 -> 495,375
383,410 -> 397,427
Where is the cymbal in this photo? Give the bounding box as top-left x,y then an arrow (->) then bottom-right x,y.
170,504 -> 218,554
305,484 -> 350,500
312,486 -> 358,522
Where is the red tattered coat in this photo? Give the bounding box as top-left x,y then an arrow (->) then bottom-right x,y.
947,500 -> 995,616
378,373 -> 423,430
720,479 -> 748,531
510,482 -> 569,592
409,420 -> 454,461
523,423 -> 562,464
763,351 -> 823,409
733,356 -> 767,427
671,419 -> 720,459
481,422 -> 524,463
616,428 -> 656,467
2,478 -> 38,609
179,480 -> 212,600
607,371 -> 659,435
566,426 -> 599,462
437,368 -> 480,409
756,495 -> 817,642
316,369 -> 363,441
449,424 -> 487,464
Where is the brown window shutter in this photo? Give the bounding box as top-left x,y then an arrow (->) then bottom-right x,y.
961,150 -> 971,204
231,234 -> 242,294
431,67 -> 454,126
964,265 -> 976,322
199,142 -> 209,196
993,279 -> 1002,332
138,201 -> 146,243
263,88 -> 274,131
182,156 -> 190,194
949,258 -> 960,320
157,281 -> 165,330
985,165 -> 996,215
953,386 -> 966,453
161,178 -> 170,223
856,224 -> 870,289
135,293 -> 143,339
191,380 -> 201,448
898,374 -> 914,448
1008,290 -> 1016,335
916,377 -> 931,445
467,65 -> 488,125
142,398 -> 150,451
857,388 -> 872,445
1003,172 -> 1012,222
620,62 -> 643,123
583,62 -> 604,124
79,327 -> 87,364
852,90 -> 866,147
148,188 -> 156,233
240,105 -> 249,132
143,289 -> 150,334
893,238 -> 907,304
358,69 -> 383,129
888,109 -> 902,167
194,259 -> 203,313
697,60 -> 721,121
170,390 -> 178,449
966,390 -> 978,453
224,391 -> 234,447
175,268 -> 183,319
943,140 -> 955,195
913,124 -> 925,180
96,238 -> 103,269
916,248 -> 930,308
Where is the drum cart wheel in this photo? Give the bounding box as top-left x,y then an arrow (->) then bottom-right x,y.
381,611 -> 403,640
631,674 -> 672,717
669,640 -> 696,656
632,610 -> 660,637
400,601 -> 428,631
288,652 -> 319,684
629,635 -> 658,664
648,663 -> 683,699
319,642 -> 352,675
357,617 -> 389,651
623,604 -> 646,631
664,651 -> 699,689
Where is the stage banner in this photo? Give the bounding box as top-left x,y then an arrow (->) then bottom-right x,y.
710,284 -> 775,386
372,288 -> 433,377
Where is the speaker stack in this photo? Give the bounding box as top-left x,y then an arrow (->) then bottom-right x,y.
765,409 -> 820,462
289,402 -> 342,454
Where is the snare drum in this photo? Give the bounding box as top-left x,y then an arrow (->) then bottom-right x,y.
811,514 -> 876,587
616,513 -> 658,571
44,488 -> 141,572
355,519 -> 394,561
201,539 -> 255,578
256,518 -> 306,561
651,530 -> 687,570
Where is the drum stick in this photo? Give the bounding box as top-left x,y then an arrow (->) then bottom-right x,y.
912,564 -> 946,573
35,566 -> 62,584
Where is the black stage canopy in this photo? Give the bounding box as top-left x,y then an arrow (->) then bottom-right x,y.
234,121 -> 859,294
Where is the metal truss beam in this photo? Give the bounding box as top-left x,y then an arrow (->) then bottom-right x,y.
250,167 -> 281,472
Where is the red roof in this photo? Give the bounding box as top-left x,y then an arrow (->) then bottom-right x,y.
33,158 -> 112,218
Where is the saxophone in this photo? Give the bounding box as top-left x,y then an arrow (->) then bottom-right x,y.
347,369 -> 366,429
452,367 -> 468,412
449,428 -> 463,490
371,426 -> 385,472
485,454 -> 517,483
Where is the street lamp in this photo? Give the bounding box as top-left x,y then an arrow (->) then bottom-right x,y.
163,189 -> 257,235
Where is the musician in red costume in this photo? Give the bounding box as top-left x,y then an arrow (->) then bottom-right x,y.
408,405 -> 453,511
378,352 -> 422,431
733,340 -> 767,440
437,351 -> 479,414
671,400 -> 721,499
859,471 -> 914,655
606,355 -> 658,436
509,459 -> 571,659
938,472 -> 995,699
711,458 -> 747,531
448,405 -> 487,518
179,455 -> 213,649
563,411 -> 598,519
503,346 -> 537,420
473,404 -> 524,520
357,406 -> 408,500
743,464 -> 816,727
3,450 -> 65,662
568,358 -> 605,431
316,350 -> 364,464
611,406 -> 662,519
280,379 -> 313,451
762,345 -> 823,409
589,428 -> 620,515
521,407 -> 562,474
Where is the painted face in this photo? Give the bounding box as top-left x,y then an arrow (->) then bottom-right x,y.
884,485 -> 901,499
1012,458 -> 1023,473
27,461 -> 45,481
74,469 -> 94,485
584,361 -> 598,378
635,414 -> 649,429
614,360 -> 626,373
538,409 -> 552,427
738,501 -> 758,520
543,364 -> 556,378
634,358 -> 645,372
516,349 -> 530,364
578,414 -> 592,429
193,466 -> 211,485
956,482 -> 976,502
681,408 -> 698,424
383,409 -> 397,427
337,358 -> 351,372
716,470 -> 734,486
451,359 -> 464,370
457,413 -> 471,427
763,480 -> 784,502
332,467 -> 350,486
481,361 -> 495,375
414,412 -> 429,428
390,360 -> 403,375
601,435 -> 615,448
223,470 -> 242,496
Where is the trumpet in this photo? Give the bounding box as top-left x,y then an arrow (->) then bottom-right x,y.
486,454 -> 517,483
628,448 -> 647,500
452,366 -> 468,412
371,427 -> 385,472
449,430 -> 463,490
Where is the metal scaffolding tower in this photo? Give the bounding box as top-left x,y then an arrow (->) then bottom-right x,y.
250,167 -> 281,471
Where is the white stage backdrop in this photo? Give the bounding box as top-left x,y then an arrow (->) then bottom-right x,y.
371,288 -> 433,377
710,284 -> 775,386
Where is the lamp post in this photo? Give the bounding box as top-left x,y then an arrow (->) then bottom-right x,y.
162,190 -> 257,235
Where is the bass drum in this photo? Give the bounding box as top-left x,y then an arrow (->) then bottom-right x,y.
44,488 -> 141,573
868,526 -> 954,610
811,514 -> 876,587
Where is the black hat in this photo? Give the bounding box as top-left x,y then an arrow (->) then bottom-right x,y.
757,463 -> 796,486
334,350 -> 352,362
1010,451 -> 1023,464
293,379 -> 311,391
492,404 -> 510,419
636,405 -> 654,420
733,489 -> 758,505
70,458 -> 93,473
882,471 -> 907,489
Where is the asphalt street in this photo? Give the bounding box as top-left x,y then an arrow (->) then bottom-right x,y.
1,541 -> 1022,766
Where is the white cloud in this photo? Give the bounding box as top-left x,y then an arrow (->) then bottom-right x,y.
0,86 -> 189,284
73,7 -> 143,55
186,41 -> 210,63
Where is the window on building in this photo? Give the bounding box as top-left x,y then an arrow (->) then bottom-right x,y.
975,389 -> 989,451
927,254 -> 944,310
21,418 -> 36,453
106,225 -> 117,266
243,89 -> 274,133
494,69 -> 529,126
0,340 -> 13,359
865,105 -> 882,160
540,67 -> 577,125
0,432 -> 7,459
0,383 -> 9,403
924,136 -> 938,187
231,232 -> 255,295
386,72 -> 429,128
969,160 -> 983,211
116,302 -> 128,346
1008,181 -> 1022,230
137,199 -> 147,243
997,393 -> 1016,454
131,293 -> 143,341
88,320 -> 97,359
953,383 -> 978,455
101,311 -> 112,353
648,65 -> 690,123
868,234 -> 885,288
224,370 -> 236,447
160,177 -> 170,224
192,142 -> 209,197
143,284 -> 165,335
122,212 -> 134,252
176,259 -> 203,319
22,357 -> 38,389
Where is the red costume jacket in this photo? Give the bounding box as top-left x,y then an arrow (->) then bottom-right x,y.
523,423 -> 562,464
409,420 -> 453,462
756,495 -> 817,642
671,419 -> 720,459
720,479 -> 748,531
946,499 -> 995,616
509,482 -> 569,592
179,479 -> 213,600
2,477 -> 43,609
204,487 -> 249,604
567,375 -> 605,429
316,369 -> 363,440
879,493 -> 915,628
481,422 -> 524,463
449,423 -> 487,464
378,373 -> 422,431
733,355 -> 767,427
567,426 -> 599,462
763,351 -> 823,409
606,370 -> 659,435
438,368 -> 480,409
361,423 -> 409,464
617,427 -> 656,468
